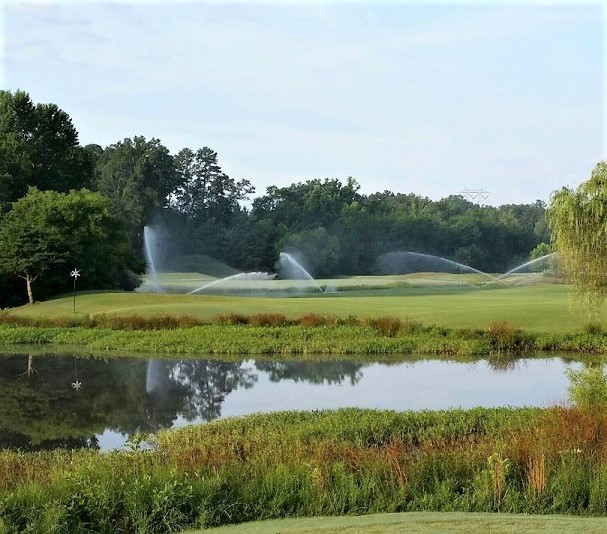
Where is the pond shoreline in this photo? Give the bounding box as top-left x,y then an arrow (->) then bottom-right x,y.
0,353 -> 582,452
0,319 -> 606,359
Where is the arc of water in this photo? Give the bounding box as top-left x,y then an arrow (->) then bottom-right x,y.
143,226 -> 161,292
278,252 -> 324,293
406,252 -> 500,282
188,272 -> 277,295
377,251 -> 499,285
483,252 -> 557,287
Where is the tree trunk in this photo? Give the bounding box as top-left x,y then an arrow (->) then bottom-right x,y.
26,274 -> 35,304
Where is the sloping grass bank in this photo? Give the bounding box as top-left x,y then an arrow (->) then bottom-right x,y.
0,314 -> 606,357
2,407 -> 607,532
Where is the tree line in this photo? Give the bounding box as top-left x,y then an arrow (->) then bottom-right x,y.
0,90 -> 551,306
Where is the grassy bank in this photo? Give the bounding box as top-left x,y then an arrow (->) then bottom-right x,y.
3,407 -> 607,532
6,285 -> 605,333
0,314 -> 607,357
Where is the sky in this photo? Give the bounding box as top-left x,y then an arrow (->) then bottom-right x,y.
1,0 -> 605,206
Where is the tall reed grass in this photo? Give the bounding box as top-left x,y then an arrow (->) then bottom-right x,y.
3,407 -> 607,531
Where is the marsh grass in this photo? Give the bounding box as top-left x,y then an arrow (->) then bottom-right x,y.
247,313 -> 289,327
1,312 -> 607,357
3,407 -> 607,531
212,313 -> 248,326
361,316 -> 400,337
0,312 -> 204,330
298,313 -> 341,327
584,322 -> 604,335
526,452 -> 547,497
567,367 -> 607,410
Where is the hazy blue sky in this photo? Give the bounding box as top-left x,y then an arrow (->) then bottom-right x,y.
1,1 -> 604,205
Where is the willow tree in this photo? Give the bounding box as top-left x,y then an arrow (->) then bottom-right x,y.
548,161 -> 607,311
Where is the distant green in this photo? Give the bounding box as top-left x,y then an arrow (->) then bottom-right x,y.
6,285 -> 603,333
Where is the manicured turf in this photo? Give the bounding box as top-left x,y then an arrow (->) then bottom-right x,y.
7,283 -> 604,333
193,512 -> 607,533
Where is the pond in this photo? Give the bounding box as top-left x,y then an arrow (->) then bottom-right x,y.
0,353 -> 587,451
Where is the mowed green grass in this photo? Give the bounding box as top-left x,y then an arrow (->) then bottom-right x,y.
7,284 -> 603,333
196,512 -> 607,534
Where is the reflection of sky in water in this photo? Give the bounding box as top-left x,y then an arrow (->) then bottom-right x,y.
220,359 -> 573,417
0,354 -> 581,451
98,358 -> 568,450
96,429 -> 126,451
102,358 -> 574,450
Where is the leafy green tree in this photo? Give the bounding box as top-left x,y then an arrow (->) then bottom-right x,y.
95,136 -> 179,240
530,242 -> 554,259
252,178 -> 360,231
334,201 -> 379,273
548,161 -> 607,310
0,188 -> 139,304
0,90 -> 93,210
0,192 -> 67,303
172,147 -> 254,224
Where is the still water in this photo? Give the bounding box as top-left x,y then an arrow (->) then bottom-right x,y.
0,353 -> 584,451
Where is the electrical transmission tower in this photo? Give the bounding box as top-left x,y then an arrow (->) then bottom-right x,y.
456,189 -> 490,202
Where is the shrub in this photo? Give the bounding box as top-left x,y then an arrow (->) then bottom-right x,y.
248,314 -> 289,327
584,322 -> 604,335
212,313 -> 248,326
363,316 -> 402,337
298,314 -> 340,327
486,321 -> 526,352
567,366 -> 607,411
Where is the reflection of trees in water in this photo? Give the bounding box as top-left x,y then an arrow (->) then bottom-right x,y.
0,355 -> 257,450
0,354 -> 113,450
486,355 -> 521,373
255,360 -> 364,385
146,360 -> 257,422
1,431 -> 97,451
0,356 -> 366,451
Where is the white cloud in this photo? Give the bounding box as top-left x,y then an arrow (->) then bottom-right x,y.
3,1 -> 603,205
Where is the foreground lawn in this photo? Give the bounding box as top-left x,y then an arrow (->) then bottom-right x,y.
6,284 -> 604,333
197,512 -> 607,534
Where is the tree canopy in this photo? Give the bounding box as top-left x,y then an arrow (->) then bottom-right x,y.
95,136 -> 179,240
0,188 -> 139,304
172,147 -> 254,223
0,90 -> 93,211
548,161 -> 607,311
0,90 -> 559,305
